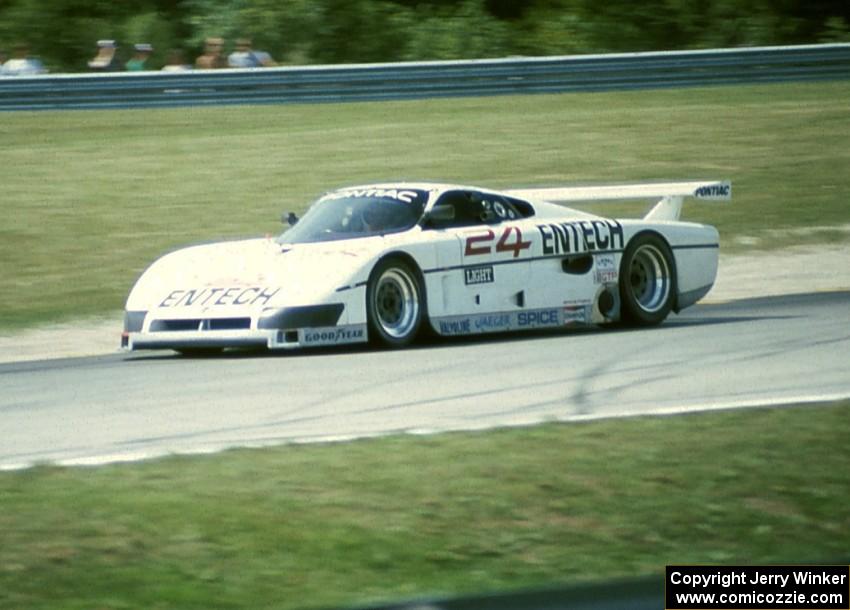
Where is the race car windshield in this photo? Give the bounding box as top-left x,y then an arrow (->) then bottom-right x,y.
278,188 -> 428,244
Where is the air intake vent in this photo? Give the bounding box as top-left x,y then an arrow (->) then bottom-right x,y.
209,318 -> 251,330
562,255 -> 593,275
149,318 -> 251,332
150,319 -> 202,332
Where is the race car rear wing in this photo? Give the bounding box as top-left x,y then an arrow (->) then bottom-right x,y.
506,180 -> 731,221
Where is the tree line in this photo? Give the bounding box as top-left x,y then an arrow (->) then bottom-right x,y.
1,0 -> 848,73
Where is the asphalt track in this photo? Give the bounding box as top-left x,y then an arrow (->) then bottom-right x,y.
1,291 -> 849,470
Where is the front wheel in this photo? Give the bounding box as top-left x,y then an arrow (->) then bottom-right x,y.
366,258 -> 424,348
619,233 -> 676,326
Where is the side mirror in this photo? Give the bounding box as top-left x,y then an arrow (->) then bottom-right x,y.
426,204 -> 455,222
282,212 -> 299,226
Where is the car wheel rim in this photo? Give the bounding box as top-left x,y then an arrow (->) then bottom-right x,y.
629,244 -> 671,313
374,268 -> 419,339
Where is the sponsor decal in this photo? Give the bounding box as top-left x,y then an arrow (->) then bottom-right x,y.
320,188 -> 421,204
536,220 -> 624,255
464,265 -> 494,285
563,305 -> 589,325
436,307 -> 585,336
594,254 -> 618,284
159,287 -> 280,308
439,318 -> 472,335
300,326 -> 365,346
695,183 -> 730,198
464,226 -> 532,259
473,314 -> 511,332
563,299 -> 592,325
517,309 -> 560,327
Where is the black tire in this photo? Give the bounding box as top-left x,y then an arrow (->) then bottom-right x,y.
619,233 -> 676,326
366,258 -> 425,348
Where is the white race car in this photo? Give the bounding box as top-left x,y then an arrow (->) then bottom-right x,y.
122,180 -> 730,354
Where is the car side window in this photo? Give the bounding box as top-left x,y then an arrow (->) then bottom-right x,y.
425,190 -> 534,229
427,190 -> 485,228
504,195 -> 535,219
481,197 -> 519,221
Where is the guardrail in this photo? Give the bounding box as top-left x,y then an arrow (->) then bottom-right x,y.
1,43 -> 848,111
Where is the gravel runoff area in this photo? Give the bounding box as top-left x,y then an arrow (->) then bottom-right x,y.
2,245 -> 848,364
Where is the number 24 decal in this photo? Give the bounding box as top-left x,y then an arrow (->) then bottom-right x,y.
465,226 -> 531,258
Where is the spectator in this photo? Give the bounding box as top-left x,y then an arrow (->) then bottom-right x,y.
1,43 -> 47,76
161,49 -> 192,72
126,43 -> 153,71
228,38 -> 276,68
195,37 -> 225,69
88,40 -> 121,71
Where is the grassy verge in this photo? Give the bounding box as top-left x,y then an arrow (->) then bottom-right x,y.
2,81 -> 849,329
1,402 -> 848,609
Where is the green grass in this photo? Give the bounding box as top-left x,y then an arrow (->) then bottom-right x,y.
2,81 -> 849,329
1,402 -> 848,610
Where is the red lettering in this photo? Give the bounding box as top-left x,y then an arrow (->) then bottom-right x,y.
464,227 -> 531,258
464,229 -> 495,256
495,227 -> 531,258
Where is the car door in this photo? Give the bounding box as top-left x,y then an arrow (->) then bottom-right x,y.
422,190 -> 534,335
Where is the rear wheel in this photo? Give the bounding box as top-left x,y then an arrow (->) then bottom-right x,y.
619,233 -> 676,326
366,258 -> 424,347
